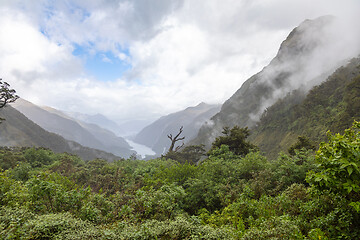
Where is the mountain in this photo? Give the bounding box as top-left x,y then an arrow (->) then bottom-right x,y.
12,99 -> 135,158
0,106 -> 121,161
191,16 -> 360,148
118,119 -> 154,138
42,106 -> 136,157
134,102 -> 221,155
65,112 -> 125,136
249,57 -> 360,158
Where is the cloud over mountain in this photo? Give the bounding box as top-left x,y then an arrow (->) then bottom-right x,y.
1,0 -> 359,122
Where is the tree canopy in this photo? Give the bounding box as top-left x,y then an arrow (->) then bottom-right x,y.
209,126 -> 258,156
0,79 -> 19,109
0,78 -> 19,123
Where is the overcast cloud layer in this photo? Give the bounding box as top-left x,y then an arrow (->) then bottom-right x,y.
1,0 -> 359,123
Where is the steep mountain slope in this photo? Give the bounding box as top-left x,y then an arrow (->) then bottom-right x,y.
134,103 -> 221,155
249,57 -> 360,158
12,99 -> 134,158
65,112 -> 125,136
192,16 -> 360,148
44,106 -> 135,158
0,106 -> 121,161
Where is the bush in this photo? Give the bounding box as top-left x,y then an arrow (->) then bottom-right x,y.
115,217 -> 236,240
241,215 -> 303,240
23,212 -> 114,239
307,121 -> 360,211
0,206 -> 34,239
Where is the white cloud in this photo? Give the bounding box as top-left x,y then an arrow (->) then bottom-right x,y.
0,0 -> 359,126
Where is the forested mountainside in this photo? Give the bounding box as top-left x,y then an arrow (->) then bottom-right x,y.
249,57 -> 360,158
12,99 -> 134,158
0,105 -> 121,161
192,16 -> 360,148
134,102 -> 220,155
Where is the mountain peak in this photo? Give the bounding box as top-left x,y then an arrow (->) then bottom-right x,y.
191,16 -> 359,148
196,102 -> 207,107
273,15 -> 335,64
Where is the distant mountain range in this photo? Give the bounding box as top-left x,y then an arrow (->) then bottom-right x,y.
11,99 -> 135,158
0,105 -> 121,161
191,16 -> 360,151
64,111 -> 125,136
134,102 -> 221,155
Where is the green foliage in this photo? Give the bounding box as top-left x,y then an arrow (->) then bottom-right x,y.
184,148 -> 268,213
23,212 -> 112,240
241,215 -> 304,240
80,193 -> 115,223
0,122 -> 359,239
0,207 -> 34,239
307,121 -> 360,211
143,161 -> 197,187
288,136 -> 316,156
164,144 -> 206,164
0,147 -> 27,170
114,216 -> 236,240
210,126 -> 258,156
26,172 -> 91,214
24,147 -> 56,168
0,170 -> 29,207
268,150 -> 316,194
131,184 -> 186,221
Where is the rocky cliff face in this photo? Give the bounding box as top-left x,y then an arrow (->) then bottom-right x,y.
192,16 -> 360,148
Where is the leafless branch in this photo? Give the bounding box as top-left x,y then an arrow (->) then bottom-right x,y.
167,126 -> 185,152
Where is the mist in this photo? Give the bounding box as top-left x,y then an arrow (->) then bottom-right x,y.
238,15 -> 360,123
193,14 -> 360,147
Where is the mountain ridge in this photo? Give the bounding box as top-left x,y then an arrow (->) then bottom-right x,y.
12,99 -> 135,158
249,57 -> 360,158
191,16 -> 359,148
0,105 -> 121,161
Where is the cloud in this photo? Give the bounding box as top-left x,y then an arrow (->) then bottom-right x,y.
0,0 -> 359,127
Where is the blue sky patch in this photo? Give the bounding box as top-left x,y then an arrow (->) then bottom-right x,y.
73,44 -> 131,81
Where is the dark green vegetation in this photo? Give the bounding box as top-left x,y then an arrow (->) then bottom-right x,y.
1,121 -> 359,239
210,126 -> 258,156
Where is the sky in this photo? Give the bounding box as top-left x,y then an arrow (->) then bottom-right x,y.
1,0 -> 359,124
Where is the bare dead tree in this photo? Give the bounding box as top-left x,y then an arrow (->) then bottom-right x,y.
167,126 -> 185,152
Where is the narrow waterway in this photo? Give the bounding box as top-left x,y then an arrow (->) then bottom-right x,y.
126,139 -> 155,159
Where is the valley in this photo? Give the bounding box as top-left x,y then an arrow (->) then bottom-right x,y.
0,1 -> 360,239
